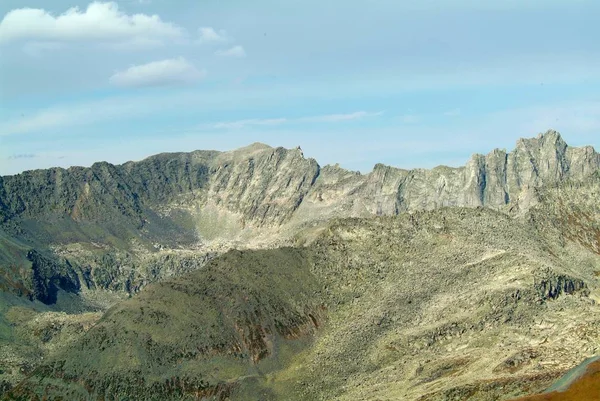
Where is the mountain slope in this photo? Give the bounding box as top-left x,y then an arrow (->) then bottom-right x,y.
5,202 -> 600,400
1,130 -> 600,399
5,248 -> 325,400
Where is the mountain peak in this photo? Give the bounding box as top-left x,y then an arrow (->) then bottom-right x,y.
235,142 -> 273,152
537,129 -> 562,140
538,129 -> 567,148
250,141 -> 273,148
515,129 -> 567,152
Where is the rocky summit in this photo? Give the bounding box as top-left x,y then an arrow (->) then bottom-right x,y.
1,130 -> 600,400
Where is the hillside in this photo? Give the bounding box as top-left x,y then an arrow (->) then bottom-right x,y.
5,205 -> 600,400
1,130 -> 600,400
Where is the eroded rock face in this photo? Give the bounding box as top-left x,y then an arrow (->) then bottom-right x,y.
297,130 -> 600,220
2,131 -> 599,238
26,250 -> 81,304
205,145 -> 320,227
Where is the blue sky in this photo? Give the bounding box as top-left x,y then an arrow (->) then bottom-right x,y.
1,0 -> 599,175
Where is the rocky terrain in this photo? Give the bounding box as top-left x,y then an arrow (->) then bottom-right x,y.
1,130 -> 599,400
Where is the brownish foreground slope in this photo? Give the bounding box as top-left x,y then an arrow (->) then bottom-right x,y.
511,360 -> 600,401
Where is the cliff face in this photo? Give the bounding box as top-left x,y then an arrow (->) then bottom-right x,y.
392,130 -> 599,212
0,143 -> 319,237
204,144 -> 320,227
296,130 -> 600,220
1,131 -> 598,236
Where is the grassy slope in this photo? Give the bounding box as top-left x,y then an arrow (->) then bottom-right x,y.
4,248 -> 324,400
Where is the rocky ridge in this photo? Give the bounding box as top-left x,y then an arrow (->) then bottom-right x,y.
2,131 -> 598,240
1,130 -> 597,303
1,130 -> 600,400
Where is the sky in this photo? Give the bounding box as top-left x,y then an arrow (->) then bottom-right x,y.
1,0 -> 599,175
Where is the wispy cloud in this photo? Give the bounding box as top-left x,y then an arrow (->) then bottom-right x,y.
2,109 -> 74,135
197,27 -> 228,44
215,45 -> 246,58
0,89 -> 274,136
503,102 -> 600,135
21,41 -> 65,57
105,37 -> 166,51
109,57 -> 206,88
0,2 -> 183,45
205,111 -> 384,129
0,105 -> 383,137
395,114 -> 420,124
3,74 -> 599,142
298,111 -> 384,123
8,153 -> 37,159
0,99 -> 144,136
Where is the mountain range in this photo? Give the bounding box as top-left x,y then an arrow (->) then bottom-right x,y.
1,130 -> 600,400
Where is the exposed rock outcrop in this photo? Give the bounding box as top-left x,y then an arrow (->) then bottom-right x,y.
26,249 -> 81,304
294,130 -> 600,222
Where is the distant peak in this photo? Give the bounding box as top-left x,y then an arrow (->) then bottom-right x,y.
224,142 -> 273,156
243,142 -> 273,151
516,129 -> 567,151
537,129 -> 563,142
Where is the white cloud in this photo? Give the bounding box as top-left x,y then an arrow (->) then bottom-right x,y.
299,111 -> 384,123
109,57 -> 206,88
215,45 -> 246,58
206,111 -> 384,129
197,27 -> 228,44
0,2 -> 183,45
